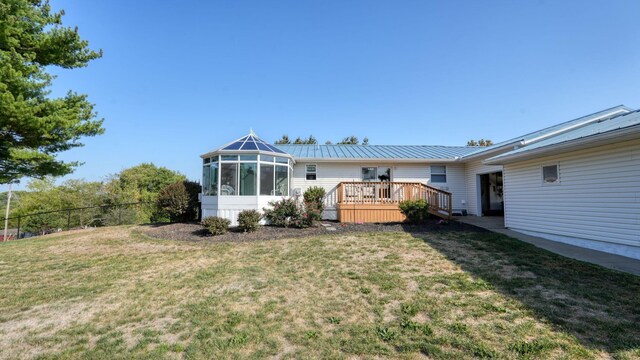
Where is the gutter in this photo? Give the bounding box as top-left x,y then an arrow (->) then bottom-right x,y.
483,124 -> 640,165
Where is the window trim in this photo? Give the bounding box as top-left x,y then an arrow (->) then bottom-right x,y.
306,164 -> 317,181
430,165 -> 447,183
542,164 -> 560,185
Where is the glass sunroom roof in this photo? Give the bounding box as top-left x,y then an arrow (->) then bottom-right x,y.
219,134 -> 288,154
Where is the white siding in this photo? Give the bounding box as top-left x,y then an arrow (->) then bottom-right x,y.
201,195 -> 285,226
422,164 -> 466,211
291,163 -> 362,219
393,164 -> 429,184
503,139 -> 640,259
292,162 -> 467,219
464,159 -> 503,215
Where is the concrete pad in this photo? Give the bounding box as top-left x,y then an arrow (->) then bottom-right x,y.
455,216 -> 640,276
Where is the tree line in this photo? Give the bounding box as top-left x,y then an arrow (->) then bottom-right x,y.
2,163 -> 199,235
275,135 -> 493,147
274,135 -> 369,145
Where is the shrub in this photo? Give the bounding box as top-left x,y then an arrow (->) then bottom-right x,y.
157,180 -> 200,222
303,186 -> 325,223
303,186 -> 325,205
237,210 -> 261,232
263,198 -> 307,228
399,199 -> 430,224
201,216 -> 230,235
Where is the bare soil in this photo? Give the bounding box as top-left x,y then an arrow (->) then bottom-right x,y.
140,218 -> 485,243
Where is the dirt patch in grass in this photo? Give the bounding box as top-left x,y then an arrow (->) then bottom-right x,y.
140,218 -> 482,243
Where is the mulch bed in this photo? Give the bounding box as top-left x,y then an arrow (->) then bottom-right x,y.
140,218 -> 486,243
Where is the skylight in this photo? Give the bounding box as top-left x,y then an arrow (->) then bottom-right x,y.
220,134 -> 287,154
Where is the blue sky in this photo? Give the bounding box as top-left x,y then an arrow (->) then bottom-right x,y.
6,0 -> 640,191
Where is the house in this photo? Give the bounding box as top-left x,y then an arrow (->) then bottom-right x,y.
200,105 -> 639,259
483,106 -> 640,260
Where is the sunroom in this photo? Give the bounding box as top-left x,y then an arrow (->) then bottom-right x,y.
200,133 -> 294,225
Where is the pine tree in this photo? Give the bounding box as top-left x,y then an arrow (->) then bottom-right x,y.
0,0 -> 104,183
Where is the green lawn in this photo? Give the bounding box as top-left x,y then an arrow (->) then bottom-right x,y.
0,226 -> 638,359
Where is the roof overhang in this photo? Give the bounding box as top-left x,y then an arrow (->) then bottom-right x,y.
484,124 -> 640,165
462,105 -> 632,162
459,140 -> 525,161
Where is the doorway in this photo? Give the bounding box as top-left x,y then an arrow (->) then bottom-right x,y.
480,172 -> 504,216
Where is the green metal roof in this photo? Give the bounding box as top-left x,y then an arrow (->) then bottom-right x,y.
277,144 -> 478,160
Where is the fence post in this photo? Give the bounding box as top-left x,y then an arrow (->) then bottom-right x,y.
16,216 -> 21,239
67,210 -> 71,230
118,205 -> 122,225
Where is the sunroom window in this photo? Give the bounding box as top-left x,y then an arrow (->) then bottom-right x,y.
239,163 -> 257,195
220,163 -> 238,195
260,164 -> 274,195
209,162 -> 218,195
202,158 -> 219,196
275,165 -> 288,196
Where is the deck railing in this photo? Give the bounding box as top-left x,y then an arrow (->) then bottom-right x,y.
336,181 -> 452,219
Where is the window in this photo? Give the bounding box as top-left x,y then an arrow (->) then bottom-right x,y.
431,165 -> 446,183
306,164 -> 317,180
239,163 -> 257,195
239,155 -> 257,161
261,155 -> 274,163
542,165 -> 559,184
377,167 -> 391,182
221,155 -> 238,161
209,162 -> 218,195
275,156 -> 288,164
202,162 -> 219,196
275,165 -> 288,196
220,163 -> 237,195
260,163 -> 275,195
203,165 -> 210,194
362,167 -> 377,181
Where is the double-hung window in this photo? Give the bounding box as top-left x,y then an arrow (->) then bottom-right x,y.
306,164 -> 317,180
431,165 -> 447,183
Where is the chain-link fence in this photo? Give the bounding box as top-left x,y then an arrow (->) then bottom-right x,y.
2,202 -> 152,240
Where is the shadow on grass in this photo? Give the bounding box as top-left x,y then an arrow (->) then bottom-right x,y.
416,226 -> 640,354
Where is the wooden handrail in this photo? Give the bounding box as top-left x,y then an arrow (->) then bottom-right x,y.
336,181 -> 452,219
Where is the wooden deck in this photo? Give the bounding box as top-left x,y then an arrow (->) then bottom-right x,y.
336,181 -> 452,223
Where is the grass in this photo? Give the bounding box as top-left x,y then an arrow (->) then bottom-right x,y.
0,226 -> 639,359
